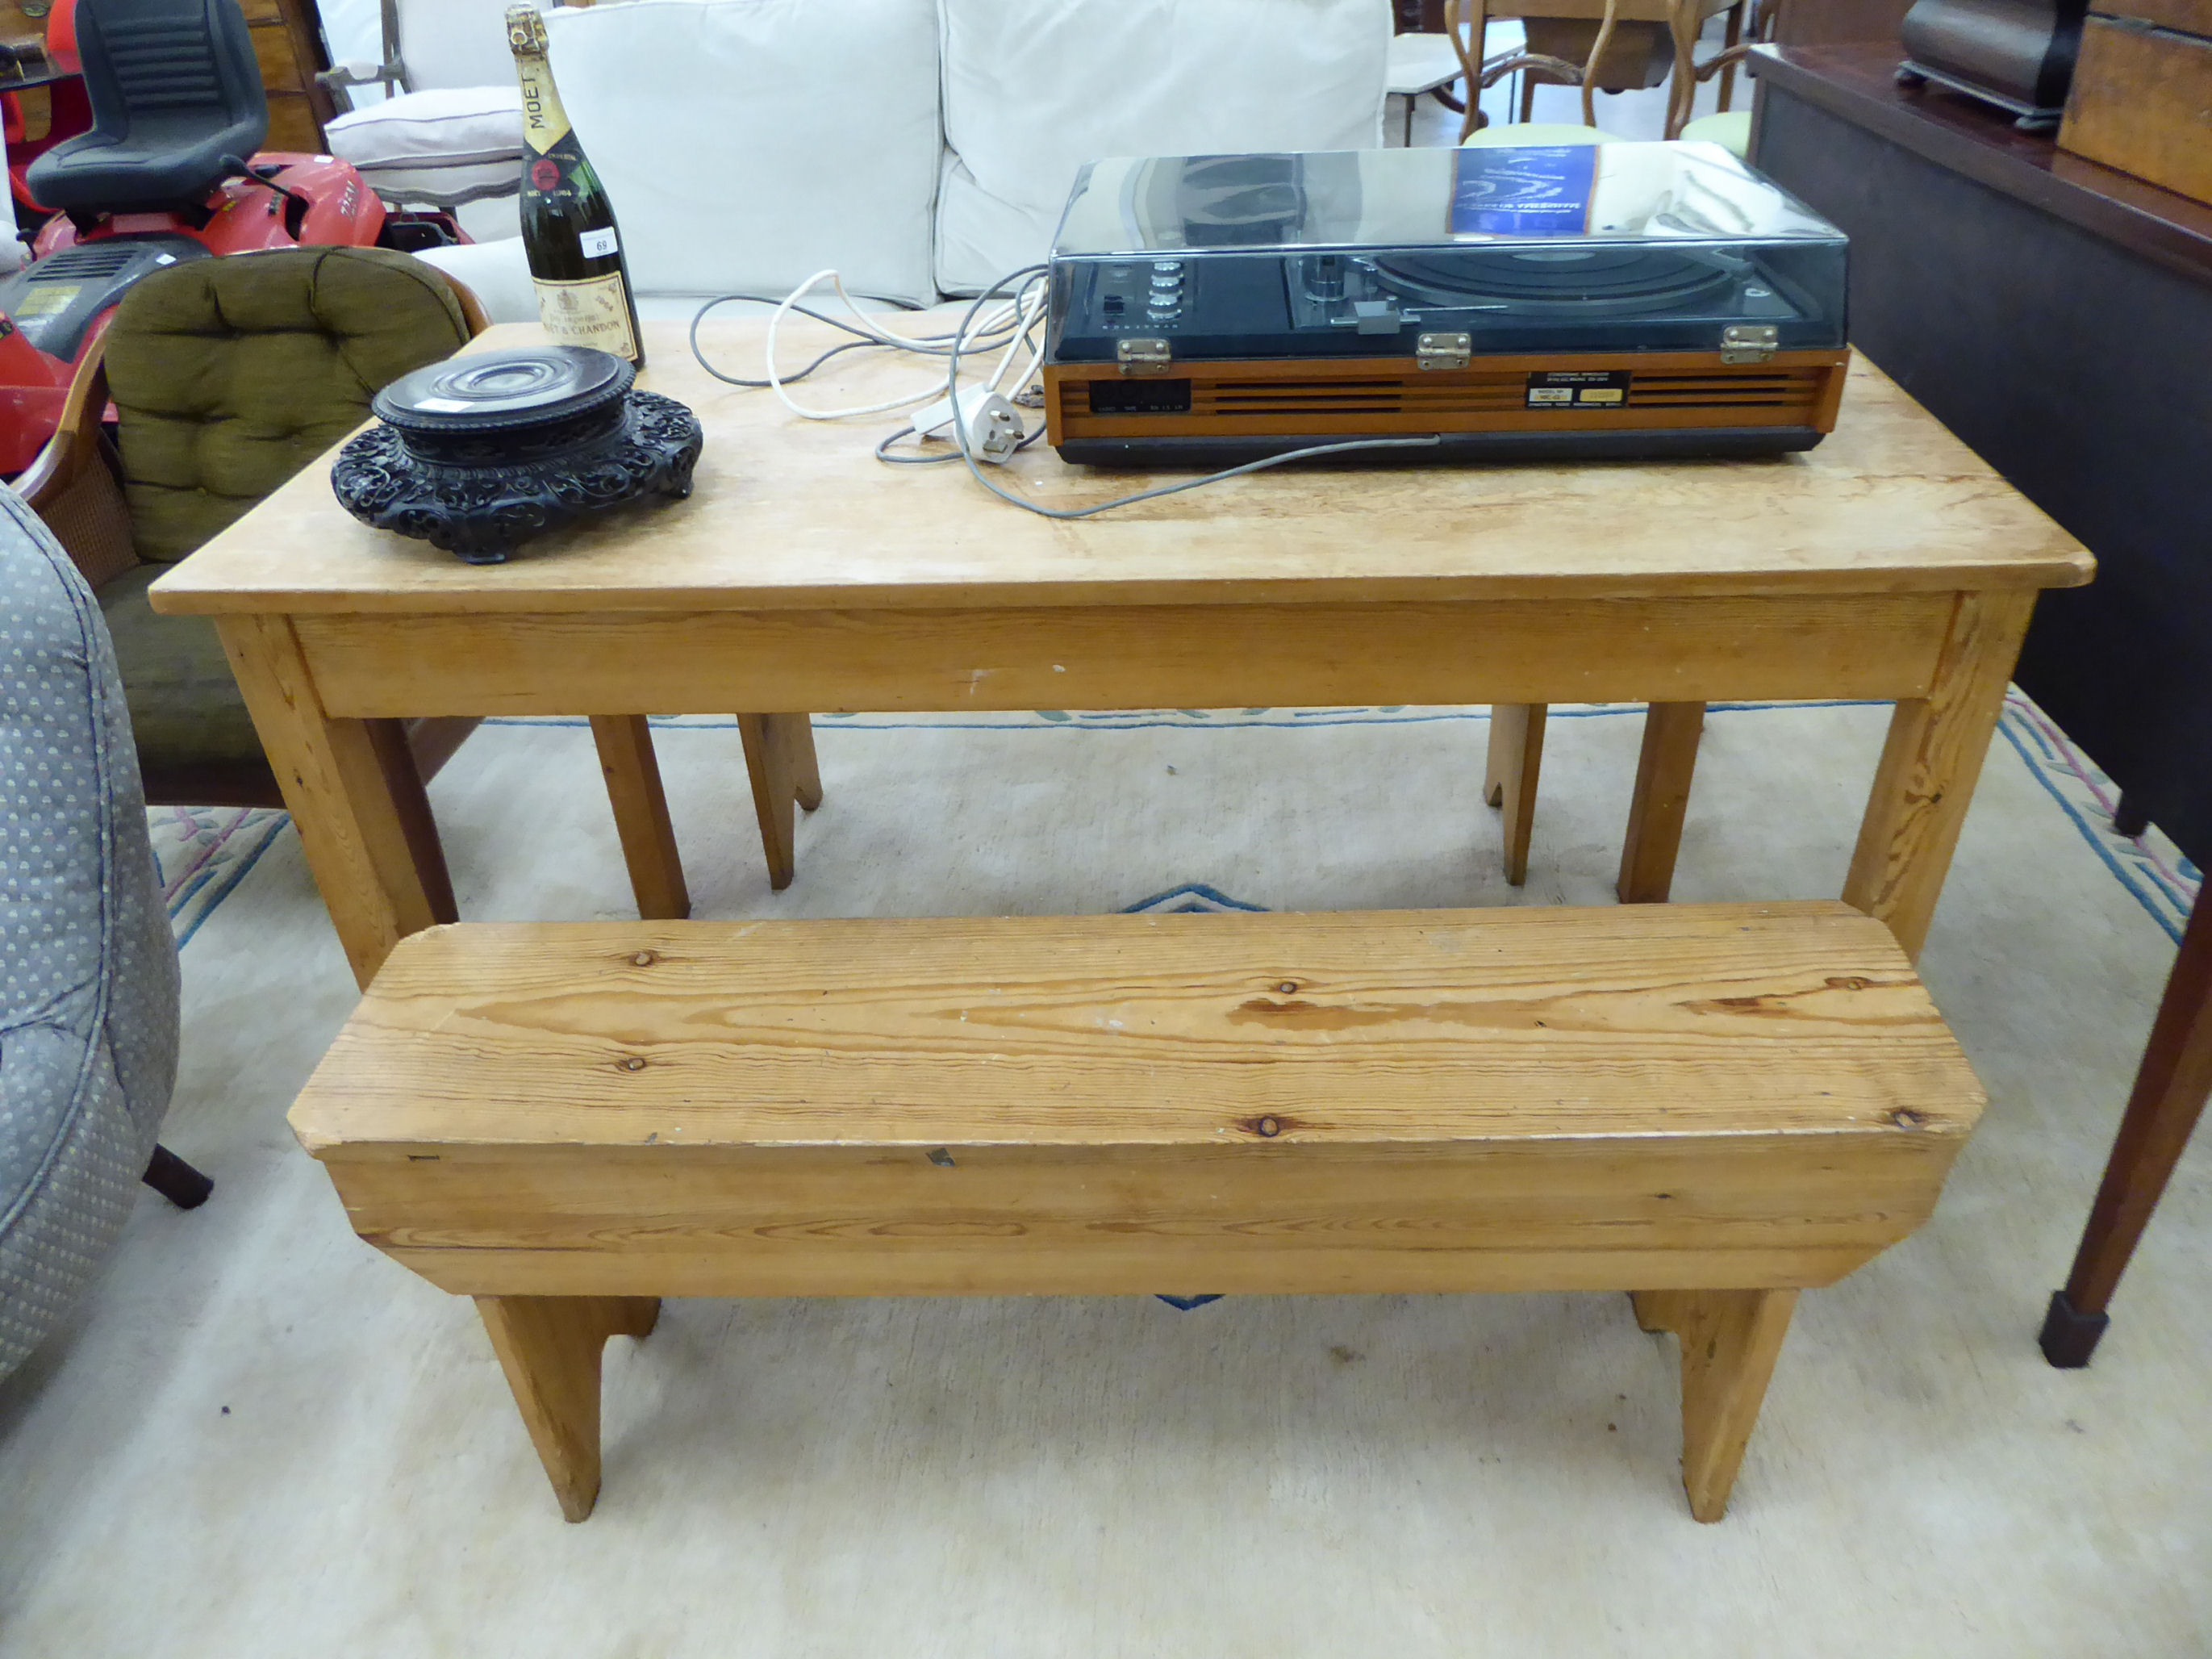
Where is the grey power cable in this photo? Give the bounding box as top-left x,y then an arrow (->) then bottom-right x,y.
689,291 -> 1033,390
940,265 -> 1446,519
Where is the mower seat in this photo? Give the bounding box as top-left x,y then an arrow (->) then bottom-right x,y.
27,0 -> 268,216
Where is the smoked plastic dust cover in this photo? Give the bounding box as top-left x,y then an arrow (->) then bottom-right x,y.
1045,143 -> 1849,363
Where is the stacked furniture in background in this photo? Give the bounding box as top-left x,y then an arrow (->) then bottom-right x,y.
320,0 -> 527,213
0,487 -> 207,1381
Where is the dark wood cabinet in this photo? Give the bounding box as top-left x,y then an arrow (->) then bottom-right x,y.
1750,44 -> 2212,870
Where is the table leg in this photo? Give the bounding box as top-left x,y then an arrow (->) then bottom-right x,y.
1618,701 -> 1705,904
1842,591 -> 2035,960
1484,703 -> 1546,887
788,713 -> 824,812
216,614 -> 444,989
589,716 -> 690,921
738,712 -> 820,892
2042,890 -> 2212,1366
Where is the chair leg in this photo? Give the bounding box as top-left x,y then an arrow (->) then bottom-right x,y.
737,713 -> 821,891
2113,789 -> 2150,838
476,1294 -> 660,1523
1484,704 -> 1546,887
141,1143 -> 212,1210
1717,2 -> 1743,111
1630,1287 -> 1798,1523
2043,888 -> 2212,1366
1618,701 -> 1706,905
588,716 -> 690,921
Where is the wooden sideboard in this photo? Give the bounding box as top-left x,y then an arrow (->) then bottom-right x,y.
1749,43 -> 2212,870
244,0 -> 338,153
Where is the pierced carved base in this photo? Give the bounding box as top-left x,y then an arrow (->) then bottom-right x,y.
332,390 -> 703,564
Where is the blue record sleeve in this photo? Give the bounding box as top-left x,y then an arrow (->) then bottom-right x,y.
1449,146 -> 1598,237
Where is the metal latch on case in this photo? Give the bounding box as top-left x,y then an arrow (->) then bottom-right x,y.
1417,332 -> 1471,371
1116,337 -> 1173,376
1720,324 -> 1780,364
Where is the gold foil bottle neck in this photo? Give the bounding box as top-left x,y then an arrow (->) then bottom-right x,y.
506,4 -> 549,55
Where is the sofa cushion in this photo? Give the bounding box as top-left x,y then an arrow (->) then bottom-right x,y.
0,487 -> 179,1377
546,0 -> 942,307
935,0 -> 1392,295
326,85 -> 524,210
103,245 -> 471,563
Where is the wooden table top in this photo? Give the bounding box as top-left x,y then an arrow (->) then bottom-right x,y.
150,314 -> 2091,619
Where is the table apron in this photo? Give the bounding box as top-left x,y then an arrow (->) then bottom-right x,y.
290,593 -> 1959,718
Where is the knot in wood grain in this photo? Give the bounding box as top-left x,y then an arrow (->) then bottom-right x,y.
630,951 -> 658,967
1239,1115 -> 1288,1139
619,1055 -> 648,1072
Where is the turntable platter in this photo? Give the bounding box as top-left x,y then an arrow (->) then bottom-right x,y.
1372,246 -> 1740,316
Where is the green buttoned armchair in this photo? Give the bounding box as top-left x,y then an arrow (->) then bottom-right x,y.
13,244 -> 728,923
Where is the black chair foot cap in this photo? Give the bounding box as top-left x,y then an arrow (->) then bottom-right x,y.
141,1144 -> 213,1210
2039,1290 -> 2109,1369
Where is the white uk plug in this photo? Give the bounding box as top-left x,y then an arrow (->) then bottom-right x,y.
911,386 -> 1025,464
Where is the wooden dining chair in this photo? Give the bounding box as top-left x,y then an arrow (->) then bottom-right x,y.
1450,0 -> 1745,140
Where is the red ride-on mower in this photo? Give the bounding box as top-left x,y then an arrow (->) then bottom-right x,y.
0,0 -> 466,475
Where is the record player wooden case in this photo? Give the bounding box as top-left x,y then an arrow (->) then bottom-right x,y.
1041,147 -> 1855,465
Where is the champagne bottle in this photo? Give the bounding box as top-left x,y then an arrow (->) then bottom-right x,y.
507,5 -> 645,369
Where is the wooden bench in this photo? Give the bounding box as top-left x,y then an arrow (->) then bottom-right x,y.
289,902 -> 1985,1523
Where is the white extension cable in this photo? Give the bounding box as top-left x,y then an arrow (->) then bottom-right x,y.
691,262 -> 1442,511
762,268 -> 1045,424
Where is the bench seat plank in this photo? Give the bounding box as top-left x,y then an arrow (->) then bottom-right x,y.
292,902 -> 1984,1301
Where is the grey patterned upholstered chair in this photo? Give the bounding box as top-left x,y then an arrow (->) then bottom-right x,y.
0,484 -> 209,1381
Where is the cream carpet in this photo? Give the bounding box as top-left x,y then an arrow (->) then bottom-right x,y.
2,700 -> 2206,1657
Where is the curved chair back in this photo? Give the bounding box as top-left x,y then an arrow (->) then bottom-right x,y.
103,244 -> 474,563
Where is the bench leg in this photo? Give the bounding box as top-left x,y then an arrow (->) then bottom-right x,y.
1484,704 -> 1546,887
1630,1287 -> 1798,1523
476,1294 -> 660,1523
1617,702 -> 1705,905
590,717 -> 691,921
738,713 -> 822,892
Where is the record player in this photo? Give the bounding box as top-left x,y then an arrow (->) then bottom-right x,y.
1041,144 -> 1852,467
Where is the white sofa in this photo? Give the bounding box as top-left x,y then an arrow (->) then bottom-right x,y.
421,0 -> 1392,324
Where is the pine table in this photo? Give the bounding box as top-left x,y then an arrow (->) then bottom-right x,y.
150,313 -> 2091,989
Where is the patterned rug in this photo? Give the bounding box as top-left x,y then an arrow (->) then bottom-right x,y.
148,694 -> 2202,947
19,687 -> 2204,1658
